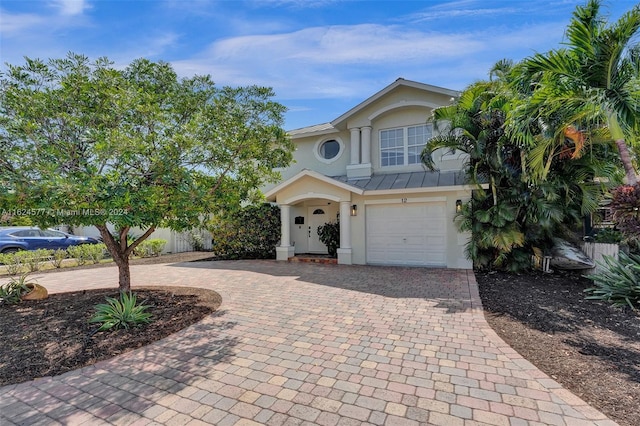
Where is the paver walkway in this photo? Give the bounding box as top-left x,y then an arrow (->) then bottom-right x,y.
0,260 -> 616,426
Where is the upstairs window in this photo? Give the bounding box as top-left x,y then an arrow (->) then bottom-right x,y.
319,140 -> 340,160
314,137 -> 344,164
380,124 -> 432,167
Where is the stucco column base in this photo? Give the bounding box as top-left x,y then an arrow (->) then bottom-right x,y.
337,248 -> 352,265
346,163 -> 372,179
276,246 -> 295,261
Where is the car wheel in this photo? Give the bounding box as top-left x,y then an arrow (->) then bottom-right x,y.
1,248 -> 20,254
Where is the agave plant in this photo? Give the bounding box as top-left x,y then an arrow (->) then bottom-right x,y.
0,273 -> 37,305
89,292 -> 152,331
585,251 -> 640,309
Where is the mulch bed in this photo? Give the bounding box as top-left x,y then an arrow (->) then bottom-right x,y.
476,270 -> 640,426
0,285 -> 221,387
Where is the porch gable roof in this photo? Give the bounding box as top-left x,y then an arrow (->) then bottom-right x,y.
264,169 -> 365,202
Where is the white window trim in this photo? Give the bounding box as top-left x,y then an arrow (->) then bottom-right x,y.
380,124 -> 432,167
313,137 -> 345,164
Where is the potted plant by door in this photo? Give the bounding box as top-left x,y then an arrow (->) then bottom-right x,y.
317,221 -> 340,258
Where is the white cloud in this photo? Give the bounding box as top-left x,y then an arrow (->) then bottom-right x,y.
406,0 -> 515,21
51,0 -> 89,16
247,0 -> 342,9
0,10 -> 45,35
171,22 -> 544,99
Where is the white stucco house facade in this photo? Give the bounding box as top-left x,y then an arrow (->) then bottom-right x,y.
264,78 -> 473,268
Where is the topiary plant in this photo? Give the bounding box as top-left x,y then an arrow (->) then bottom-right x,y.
317,221 -> 340,258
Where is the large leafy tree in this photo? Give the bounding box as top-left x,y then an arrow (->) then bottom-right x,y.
0,53 -> 293,292
517,0 -> 640,184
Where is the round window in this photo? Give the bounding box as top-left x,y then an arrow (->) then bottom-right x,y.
319,140 -> 340,160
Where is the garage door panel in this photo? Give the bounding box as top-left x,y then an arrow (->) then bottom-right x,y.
366,202 -> 446,267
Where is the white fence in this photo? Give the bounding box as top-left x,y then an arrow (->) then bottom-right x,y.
580,242 -> 619,275
72,225 -> 212,254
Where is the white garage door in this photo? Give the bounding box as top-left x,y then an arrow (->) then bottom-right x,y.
366,202 -> 447,266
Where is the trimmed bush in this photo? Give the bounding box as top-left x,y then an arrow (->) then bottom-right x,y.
209,204 -> 280,259
318,221 -> 340,258
17,249 -> 53,272
84,243 -> 106,264
133,239 -> 166,257
51,249 -> 67,268
67,245 -> 89,265
0,252 -> 24,275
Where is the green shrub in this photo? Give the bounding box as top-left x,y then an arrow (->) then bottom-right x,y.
89,292 -> 152,331
0,273 -> 36,304
188,231 -> 205,251
133,239 -> 166,257
0,215 -> 33,226
317,221 -> 340,258
585,251 -> 640,309
84,243 -> 106,264
17,249 -> 53,272
51,249 -> 67,268
0,252 -> 24,275
67,245 -> 88,265
594,228 -> 623,244
209,203 -> 280,259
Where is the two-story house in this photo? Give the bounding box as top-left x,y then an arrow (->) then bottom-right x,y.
264,78 -> 473,268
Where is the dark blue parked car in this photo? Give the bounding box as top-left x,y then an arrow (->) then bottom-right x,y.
0,227 -> 99,253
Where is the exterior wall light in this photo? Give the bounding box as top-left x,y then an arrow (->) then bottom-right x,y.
455,200 -> 462,214
351,205 -> 357,216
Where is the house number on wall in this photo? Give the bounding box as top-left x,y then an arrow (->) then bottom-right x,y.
401,198 -> 408,203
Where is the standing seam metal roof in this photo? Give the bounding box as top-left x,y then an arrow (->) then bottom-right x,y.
331,170 -> 468,191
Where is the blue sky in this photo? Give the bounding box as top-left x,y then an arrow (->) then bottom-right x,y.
1,0 -> 636,130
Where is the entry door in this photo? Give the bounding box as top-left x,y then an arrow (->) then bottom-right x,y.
308,207 -> 328,253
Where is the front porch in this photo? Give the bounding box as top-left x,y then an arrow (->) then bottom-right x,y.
275,198 -> 356,265
265,170 -> 363,265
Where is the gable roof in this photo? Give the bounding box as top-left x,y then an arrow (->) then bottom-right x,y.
287,78 -> 459,139
331,78 -> 459,129
264,169 -> 365,202
287,122 -> 337,138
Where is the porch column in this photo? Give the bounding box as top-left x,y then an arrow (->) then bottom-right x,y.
350,127 -> 360,165
276,204 -> 295,261
337,201 -> 353,265
361,126 -> 372,164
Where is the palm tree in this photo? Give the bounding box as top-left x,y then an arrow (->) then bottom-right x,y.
519,0 -> 640,184
422,80 -> 528,269
423,59 -> 619,271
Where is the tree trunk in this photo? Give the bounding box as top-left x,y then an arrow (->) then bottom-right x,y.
614,138 -> 637,185
117,256 -> 131,293
609,113 -> 637,185
95,224 -> 156,293
96,224 -> 132,293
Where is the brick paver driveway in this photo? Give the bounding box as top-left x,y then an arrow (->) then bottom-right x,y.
0,260 -> 615,425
